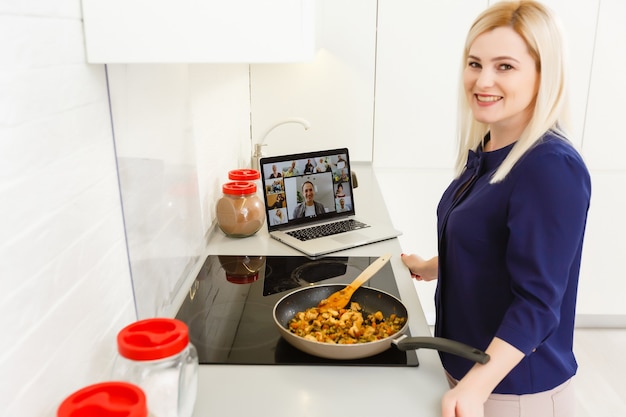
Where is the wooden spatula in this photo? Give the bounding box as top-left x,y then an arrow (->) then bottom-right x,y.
318,254 -> 392,311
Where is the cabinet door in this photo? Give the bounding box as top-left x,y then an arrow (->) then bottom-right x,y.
582,0 -> 626,169
537,0 -> 599,150
577,0 -> 626,319
373,0 -> 598,169
82,0 -> 317,63
373,0 -> 487,169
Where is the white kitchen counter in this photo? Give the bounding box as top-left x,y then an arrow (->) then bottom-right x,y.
190,162 -> 449,416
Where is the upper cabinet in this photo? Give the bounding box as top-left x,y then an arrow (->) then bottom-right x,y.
81,0 -> 318,63
581,0 -> 626,170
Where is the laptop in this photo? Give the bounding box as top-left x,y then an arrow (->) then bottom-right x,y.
259,148 -> 401,257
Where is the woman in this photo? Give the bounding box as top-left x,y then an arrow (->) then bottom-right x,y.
271,208 -> 284,225
401,2 -> 591,416
335,183 -> 346,198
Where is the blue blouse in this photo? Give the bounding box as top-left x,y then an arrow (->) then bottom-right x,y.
435,132 -> 591,395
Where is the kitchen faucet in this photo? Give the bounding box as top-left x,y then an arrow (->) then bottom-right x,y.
251,117 -> 311,170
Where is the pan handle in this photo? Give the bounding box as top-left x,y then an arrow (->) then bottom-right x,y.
393,336 -> 490,365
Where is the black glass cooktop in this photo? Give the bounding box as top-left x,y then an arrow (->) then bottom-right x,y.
175,255 -> 419,366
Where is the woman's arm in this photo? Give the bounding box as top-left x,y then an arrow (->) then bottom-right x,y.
441,337 -> 525,417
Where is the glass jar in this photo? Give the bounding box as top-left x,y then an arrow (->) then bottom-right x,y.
57,381 -> 149,417
215,181 -> 265,237
218,255 -> 266,284
111,318 -> 198,417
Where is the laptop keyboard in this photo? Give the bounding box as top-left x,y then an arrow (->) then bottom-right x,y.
286,219 -> 369,241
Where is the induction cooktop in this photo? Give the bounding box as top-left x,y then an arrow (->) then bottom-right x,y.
175,255 -> 419,366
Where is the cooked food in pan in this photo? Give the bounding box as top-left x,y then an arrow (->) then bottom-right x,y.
287,301 -> 406,344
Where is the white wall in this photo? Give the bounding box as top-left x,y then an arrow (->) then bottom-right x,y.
0,1 -> 136,415
250,0 -> 378,161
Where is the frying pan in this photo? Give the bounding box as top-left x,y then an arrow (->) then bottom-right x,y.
273,284 -> 489,363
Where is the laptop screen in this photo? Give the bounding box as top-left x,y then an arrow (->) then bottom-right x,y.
260,148 -> 356,232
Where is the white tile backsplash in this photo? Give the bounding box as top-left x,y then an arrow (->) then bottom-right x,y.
0,1 -> 81,17
0,101 -> 111,181
0,2 -> 136,415
0,16 -> 85,69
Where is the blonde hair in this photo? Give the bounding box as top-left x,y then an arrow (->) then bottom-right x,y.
454,0 -> 570,182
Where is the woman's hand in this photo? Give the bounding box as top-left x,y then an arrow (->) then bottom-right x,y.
400,254 -> 439,281
441,383 -> 486,417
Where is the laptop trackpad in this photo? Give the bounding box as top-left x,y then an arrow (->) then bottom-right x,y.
332,232 -> 368,245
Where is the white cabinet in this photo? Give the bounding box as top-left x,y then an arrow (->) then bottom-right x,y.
581,0 -> 626,169
537,0 -> 599,150
373,0 -> 485,169
81,0 -> 317,63
372,0 -> 598,169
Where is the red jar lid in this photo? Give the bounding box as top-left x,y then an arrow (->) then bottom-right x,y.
117,318 -> 189,361
57,381 -> 147,417
222,181 -> 256,195
228,169 -> 260,181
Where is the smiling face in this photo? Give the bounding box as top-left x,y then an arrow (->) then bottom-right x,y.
463,26 -> 539,146
302,182 -> 315,205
